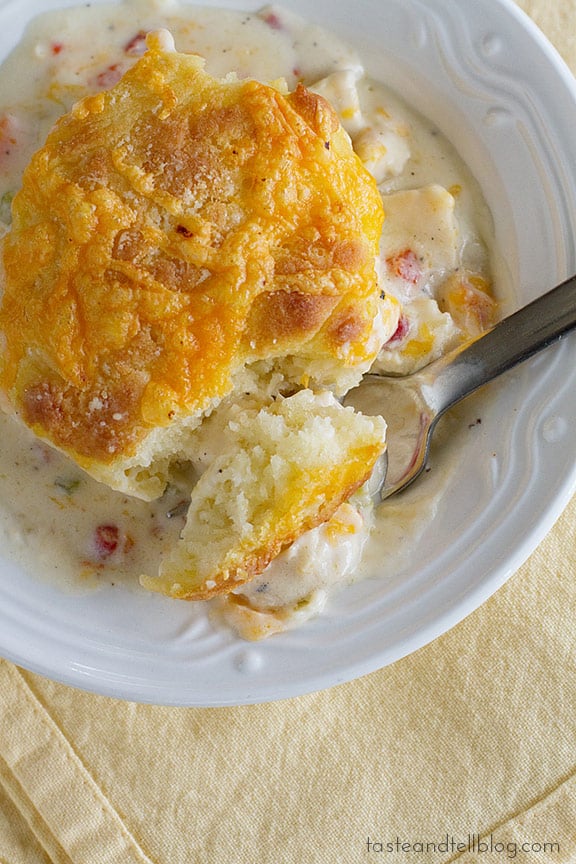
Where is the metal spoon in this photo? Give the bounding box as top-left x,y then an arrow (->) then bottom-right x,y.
344,273 -> 576,499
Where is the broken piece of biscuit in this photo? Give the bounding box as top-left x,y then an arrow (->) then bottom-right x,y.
141,389 -> 386,600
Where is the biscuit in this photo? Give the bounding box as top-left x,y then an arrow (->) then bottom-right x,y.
140,389 -> 386,600
0,31 -> 393,499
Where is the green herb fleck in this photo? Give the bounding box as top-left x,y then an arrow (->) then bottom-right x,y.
0,191 -> 13,225
54,476 -> 81,495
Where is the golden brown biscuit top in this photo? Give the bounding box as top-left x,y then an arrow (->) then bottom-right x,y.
0,32 -> 385,469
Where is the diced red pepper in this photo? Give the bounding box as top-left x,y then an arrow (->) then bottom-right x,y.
93,64 -> 124,90
262,12 -> 283,29
124,31 -> 148,56
386,249 -> 422,285
51,42 -> 64,55
93,524 -> 120,559
385,313 -> 410,345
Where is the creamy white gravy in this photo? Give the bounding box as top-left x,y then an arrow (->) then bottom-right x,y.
0,0 -> 497,634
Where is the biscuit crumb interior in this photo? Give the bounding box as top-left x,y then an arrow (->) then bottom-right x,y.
141,390 -> 386,600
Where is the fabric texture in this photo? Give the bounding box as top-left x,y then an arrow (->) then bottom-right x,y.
1,1 -> 576,861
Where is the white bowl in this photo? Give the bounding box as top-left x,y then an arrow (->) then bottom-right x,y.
0,0 -> 575,705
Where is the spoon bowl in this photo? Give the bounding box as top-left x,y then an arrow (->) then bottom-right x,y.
345,273 -> 576,498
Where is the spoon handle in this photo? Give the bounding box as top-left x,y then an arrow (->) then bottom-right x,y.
419,273 -> 576,416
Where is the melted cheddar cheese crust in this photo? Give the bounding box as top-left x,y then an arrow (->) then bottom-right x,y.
0,33 -> 389,496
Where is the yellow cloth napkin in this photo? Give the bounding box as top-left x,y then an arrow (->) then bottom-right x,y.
1,2 -> 576,862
